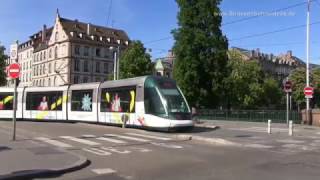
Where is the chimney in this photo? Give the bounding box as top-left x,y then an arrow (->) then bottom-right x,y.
42,24 -> 47,42
87,23 -> 91,35
256,48 -> 260,57
287,50 -> 292,58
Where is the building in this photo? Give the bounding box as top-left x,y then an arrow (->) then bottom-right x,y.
230,47 -> 305,80
153,50 -> 175,78
6,10 -> 129,87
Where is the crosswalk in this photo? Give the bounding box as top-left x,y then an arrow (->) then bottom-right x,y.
35,132 -> 182,157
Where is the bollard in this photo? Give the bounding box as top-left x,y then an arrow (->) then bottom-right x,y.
289,120 -> 293,136
267,119 -> 272,134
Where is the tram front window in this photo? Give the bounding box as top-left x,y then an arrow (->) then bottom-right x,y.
144,77 -> 191,120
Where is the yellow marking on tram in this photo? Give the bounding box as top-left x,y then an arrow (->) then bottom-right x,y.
129,91 -> 135,113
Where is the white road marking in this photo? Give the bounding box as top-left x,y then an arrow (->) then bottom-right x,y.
91,168 -> 116,175
96,137 -> 127,144
243,144 -> 274,149
83,147 -> 112,156
36,137 -> 73,148
151,142 -> 183,149
130,147 -> 152,152
276,139 -> 304,144
60,136 -> 100,146
101,147 -> 131,154
104,134 -> 150,142
125,133 -> 171,141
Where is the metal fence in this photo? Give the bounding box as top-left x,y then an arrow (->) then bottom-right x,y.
197,110 -> 302,124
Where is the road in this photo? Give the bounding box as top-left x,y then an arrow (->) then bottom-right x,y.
1,121 -> 320,180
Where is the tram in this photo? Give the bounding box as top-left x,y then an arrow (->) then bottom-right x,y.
0,76 -> 194,131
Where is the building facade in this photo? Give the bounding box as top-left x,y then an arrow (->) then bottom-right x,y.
230,47 -> 305,80
6,11 -> 129,87
153,50 -> 175,78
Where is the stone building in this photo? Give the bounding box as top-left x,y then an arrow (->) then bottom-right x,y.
230,47 -> 305,80
153,50 -> 175,78
7,10 -> 129,87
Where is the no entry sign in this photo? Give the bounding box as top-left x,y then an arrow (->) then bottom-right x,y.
8,63 -> 20,79
304,86 -> 314,98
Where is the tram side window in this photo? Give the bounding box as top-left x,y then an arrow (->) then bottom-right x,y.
100,87 -> 135,113
71,90 -> 93,111
0,93 -> 14,110
144,87 -> 166,115
26,91 -> 63,111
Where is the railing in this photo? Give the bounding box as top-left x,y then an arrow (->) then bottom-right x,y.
197,109 -> 302,124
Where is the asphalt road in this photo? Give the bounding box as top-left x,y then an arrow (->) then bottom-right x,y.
1,121 -> 320,180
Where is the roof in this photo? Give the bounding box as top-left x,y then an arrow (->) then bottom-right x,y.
59,17 -> 129,43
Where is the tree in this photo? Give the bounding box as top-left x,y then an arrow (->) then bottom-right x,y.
0,44 -> 7,86
290,67 -> 320,109
119,40 -> 153,79
224,50 -> 283,109
224,50 -> 264,109
172,0 -> 228,108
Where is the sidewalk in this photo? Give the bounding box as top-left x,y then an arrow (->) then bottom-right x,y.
0,131 -> 88,180
172,119 -> 320,152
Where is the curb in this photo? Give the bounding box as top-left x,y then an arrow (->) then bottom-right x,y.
0,150 -> 90,180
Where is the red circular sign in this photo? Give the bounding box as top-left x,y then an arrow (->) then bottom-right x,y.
304,87 -> 314,96
8,63 -> 20,79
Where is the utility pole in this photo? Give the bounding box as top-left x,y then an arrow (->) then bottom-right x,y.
306,0 -> 311,124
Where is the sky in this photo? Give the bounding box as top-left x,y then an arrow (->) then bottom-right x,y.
0,0 -> 320,64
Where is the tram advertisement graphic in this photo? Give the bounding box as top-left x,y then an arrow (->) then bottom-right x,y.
36,95 -> 67,120
0,95 -> 14,110
103,88 -> 135,124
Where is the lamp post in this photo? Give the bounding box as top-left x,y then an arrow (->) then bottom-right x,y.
110,46 -> 120,80
306,0 -> 311,124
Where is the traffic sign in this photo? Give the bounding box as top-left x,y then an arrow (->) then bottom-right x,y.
8,63 -> 20,79
283,80 -> 292,93
304,86 -> 314,98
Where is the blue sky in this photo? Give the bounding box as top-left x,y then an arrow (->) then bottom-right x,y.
0,0 -> 320,64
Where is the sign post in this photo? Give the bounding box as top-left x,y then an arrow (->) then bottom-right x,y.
304,86 -> 313,125
284,79 -> 292,125
8,63 -> 20,141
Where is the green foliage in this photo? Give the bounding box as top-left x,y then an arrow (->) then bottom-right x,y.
172,0 -> 228,108
119,40 -> 153,79
289,68 -> 306,107
225,50 -> 282,109
290,67 -> 320,108
0,44 -> 7,86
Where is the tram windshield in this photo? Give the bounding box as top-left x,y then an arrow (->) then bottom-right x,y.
144,77 -> 191,120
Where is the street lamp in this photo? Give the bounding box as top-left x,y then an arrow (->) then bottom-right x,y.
109,46 -> 120,80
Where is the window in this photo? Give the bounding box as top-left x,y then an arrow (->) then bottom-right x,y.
48,78 -> 51,86
49,49 -> 52,58
49,63 -> 51,74
83,76 -> 88,83
74,76 -> 79,84
84,46 -> 89,56
103,63 -> 108,73
74,59 -> 80,71
43,51 -> 46,60
71,90 -> 93,111
83,61 -> 89,72
54,46 -> 58,59
96,62 -> 100,73
100,87 -> 136,113
26,91 -> 63,111
0,93 -> 14,110
75,45 -> 80,55
55,31 -> 59,42
96,48 -> 101,57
